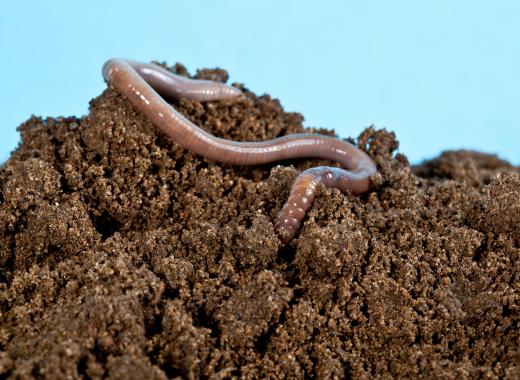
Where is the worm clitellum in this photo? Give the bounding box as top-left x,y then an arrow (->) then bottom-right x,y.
102,59 -> 377,244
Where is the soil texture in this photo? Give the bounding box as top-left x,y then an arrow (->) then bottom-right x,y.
0,63 -> 519,379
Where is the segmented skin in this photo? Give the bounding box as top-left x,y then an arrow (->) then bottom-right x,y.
102,59 -> 377,243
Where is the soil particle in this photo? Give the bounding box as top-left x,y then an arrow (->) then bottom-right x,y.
0,62 -> 519,379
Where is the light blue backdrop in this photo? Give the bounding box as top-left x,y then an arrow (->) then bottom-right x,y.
1,1 -> 518,164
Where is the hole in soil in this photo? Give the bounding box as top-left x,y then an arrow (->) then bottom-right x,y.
91,212 -> 121,240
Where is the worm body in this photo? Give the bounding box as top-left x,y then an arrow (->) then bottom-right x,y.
102,59 -> 377,243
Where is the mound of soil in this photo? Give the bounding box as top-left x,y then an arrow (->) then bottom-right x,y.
0,63 -> 518,379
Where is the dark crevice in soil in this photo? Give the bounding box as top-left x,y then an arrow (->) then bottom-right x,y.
90,211 -> 121,240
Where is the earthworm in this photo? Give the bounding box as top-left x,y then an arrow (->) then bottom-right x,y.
102,59 -> 377,244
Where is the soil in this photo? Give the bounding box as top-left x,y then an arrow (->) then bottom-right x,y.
0,62 -> 519,379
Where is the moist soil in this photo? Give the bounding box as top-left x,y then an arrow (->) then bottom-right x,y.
0,63 -> 519,379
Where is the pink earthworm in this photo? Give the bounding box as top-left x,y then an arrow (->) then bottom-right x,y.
102,59 -> 377,244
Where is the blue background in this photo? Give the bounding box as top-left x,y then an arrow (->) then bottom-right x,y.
1,1 -> 518,164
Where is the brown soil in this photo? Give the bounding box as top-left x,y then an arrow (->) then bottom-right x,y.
0,63 -> 519,379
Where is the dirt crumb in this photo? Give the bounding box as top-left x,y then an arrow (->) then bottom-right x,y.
0,62 -> 519,379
